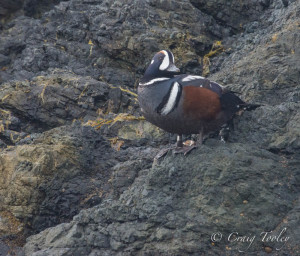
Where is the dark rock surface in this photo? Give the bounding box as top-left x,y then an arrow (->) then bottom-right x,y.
190,0 -> 268,32
0,0 -> 23,20
0,1 -> 68,21
24,142 -> 300,255
0,0 -> 299,255
0,0 -> 233,85
0,70 -> 109,132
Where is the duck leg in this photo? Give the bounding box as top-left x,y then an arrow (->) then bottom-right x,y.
197,126 -> 204,145
176,135 -> 183,147
154,130 -> 204,160
174,126 -> 205,155
219,119 -> 234,143
154,134 -> 188,160
173,128 -> 204,156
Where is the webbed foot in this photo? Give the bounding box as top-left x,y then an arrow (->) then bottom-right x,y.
154,146 -> 176,160
154,140 -> 198,160
173,140 -> 197,156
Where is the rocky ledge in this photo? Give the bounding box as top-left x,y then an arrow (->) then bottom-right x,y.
0,0 -> 299,255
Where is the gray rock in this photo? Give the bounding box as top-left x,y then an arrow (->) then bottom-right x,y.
0,140 -> 6,149
0,0 -> 299,255
0,70 -> 109,133
24,142 -> 299,255
190,0 -> 268,32
0,0 -> 224,86
0,0 -> 23,20
23,0 -> 66,18
0,123 -> 115,235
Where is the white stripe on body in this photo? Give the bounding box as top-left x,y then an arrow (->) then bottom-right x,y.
210,81 -> 224,88
161,82 -> 180,115
181,75 -> 205,82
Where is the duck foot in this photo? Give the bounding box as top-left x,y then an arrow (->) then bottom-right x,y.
173,138 -> 200,156
173,144 -> 198,156
154,145 -> 176,160
154,140 -> 198,160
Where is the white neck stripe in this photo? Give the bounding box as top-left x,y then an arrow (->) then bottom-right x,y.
170,52 -> 175,63
139,77 -> 170,86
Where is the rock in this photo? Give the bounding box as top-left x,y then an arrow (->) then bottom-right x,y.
0,139 -> 6,149
0,118 -> 157,251
209,1 -> 300,106
0,0 -> 23,20
207,0 -> 300,156
0,238 -> 24,256
0,0 -> 69,21
281,0 -> 289,7
0,0 -> 299,255
24,142 -> 299,255
190,0 -> 267,32
85,112 -> 171,148
117,120 -> 169,145
229,103 -> 300,153
0,70 -> 109,133
0,54 -> 11,67
23,0 -> 66,18
0,0 -> 224,86
264,246 -> 273,253
0,123 -> 116,237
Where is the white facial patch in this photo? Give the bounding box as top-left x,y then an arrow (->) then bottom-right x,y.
159,50 -> 170,71
161,82 -> 180,115
181,75 -> 205,82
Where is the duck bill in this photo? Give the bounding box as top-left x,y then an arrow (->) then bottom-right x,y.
167,64 -> 180,72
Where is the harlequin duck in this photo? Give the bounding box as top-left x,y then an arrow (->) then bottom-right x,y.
138,50 -> 258,156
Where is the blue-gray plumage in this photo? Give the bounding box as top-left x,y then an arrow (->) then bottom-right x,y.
138,50 -> 259,156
